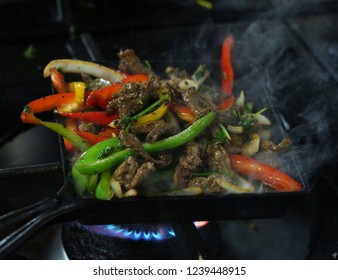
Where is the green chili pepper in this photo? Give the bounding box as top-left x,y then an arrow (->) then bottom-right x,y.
95,170 -> 114,200
77,137 -> 123,164
75,148 -> 134,175
42,121 -> 90,152
74,111 -> 218,175
70,137 -> 123,197
143,111 -> 217,153
71,166 -> 98,197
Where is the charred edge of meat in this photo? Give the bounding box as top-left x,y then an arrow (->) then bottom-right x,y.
130,119 -> 180,143
181,87 -> 216,117
118,49 -> 152,74
260,138 -> 292,153
217,109 -> 239,126
119,129 -> 172,168
206,141 -> 231,173
173,142 -> 203,187
114,156 -> 156,190
173,141 -> 235,193
106,75 -> 161,119
188,174 -> 224,194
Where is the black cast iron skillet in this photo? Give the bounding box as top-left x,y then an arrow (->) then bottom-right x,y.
0,60 -> 310,259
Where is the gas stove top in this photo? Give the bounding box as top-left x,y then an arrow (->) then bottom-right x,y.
0,0 -> 337,260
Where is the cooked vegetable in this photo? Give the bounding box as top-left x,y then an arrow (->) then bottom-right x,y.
229,154 -> 302,192
169,102 -> 196,123
69,81 -> 86,104
132,88 -> 171,127
50,68 -> 68,93
43,121 -> 91,152
220,35 -> 234,94
21,92 -> 76,116
121,94 -> 170,131
86,83 -> 122,109
57,111 -> 119,126
43,59 -> 123,83
95,170 -> 114,200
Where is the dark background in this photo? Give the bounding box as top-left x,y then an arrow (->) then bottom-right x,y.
0,0 -> 337,259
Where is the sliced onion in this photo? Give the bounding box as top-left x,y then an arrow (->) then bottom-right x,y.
166,186 -> 203,196
124,189 -> 138,197
227,124 -> 244,134
178,79 -> 199,90
254,113 -> 271,126
215,175 -> 254,193
110,177 -> 123,198
241,133 -> 260,157
235,90 -> 245,108
43,59 -> 123,84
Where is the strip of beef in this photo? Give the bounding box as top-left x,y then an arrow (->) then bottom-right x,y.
188,174 -> 224,193
106,75 -> 160,117
206,141 -> 231,173
127,162 -> 155,189
118,49 -> 152,74
217,109 -> 238,125
260,138 -> 292,153
130,119 -> 180,143
119,130 -> 172,168
113,156 -> 155,190
173,142 -> 203,187
181,87 -> 216,117
188,142 -> 238,193
114,156 -> 139,188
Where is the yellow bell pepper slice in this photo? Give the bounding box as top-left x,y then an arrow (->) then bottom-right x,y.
68,81 -> 86,105
132,87 -> 171,127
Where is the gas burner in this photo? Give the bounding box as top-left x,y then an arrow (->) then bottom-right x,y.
84,221 -> 209,241
61,221 -> 221,260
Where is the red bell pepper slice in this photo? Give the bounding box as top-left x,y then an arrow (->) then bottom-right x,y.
220,35 -> 234,94
122,74 -> 149,84
58,111 -> 119,126
75,130 -> 108,145
85,75 -> 149,109
50,68 -> 68,93
218,35 -> 235,111
20,92 -> 76,125
229,154 -> 302,192
219,95 -> 235,111
25,92 -> 75,114
169,102 -> 196,123
63,118 -> 77,151
20,111 -> 42,125
86,83 -> 122,109
99,126 -> 118,138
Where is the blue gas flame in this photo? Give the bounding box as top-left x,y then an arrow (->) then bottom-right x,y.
85,222 -> 206,241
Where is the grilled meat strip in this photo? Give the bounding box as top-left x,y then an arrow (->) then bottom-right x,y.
173,142 -> 203,187
181,87 -> 216,117
206,141 -> 231,173
114,156 -> 155,190
188,174 -> 224,193
130,119 -> 179,143
106,75 -> 161,118
119,130 -> 172,168
118,49 -> 152,74
260,138 -> 292,153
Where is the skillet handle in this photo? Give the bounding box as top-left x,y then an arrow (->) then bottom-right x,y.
0,195 -> 84,259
